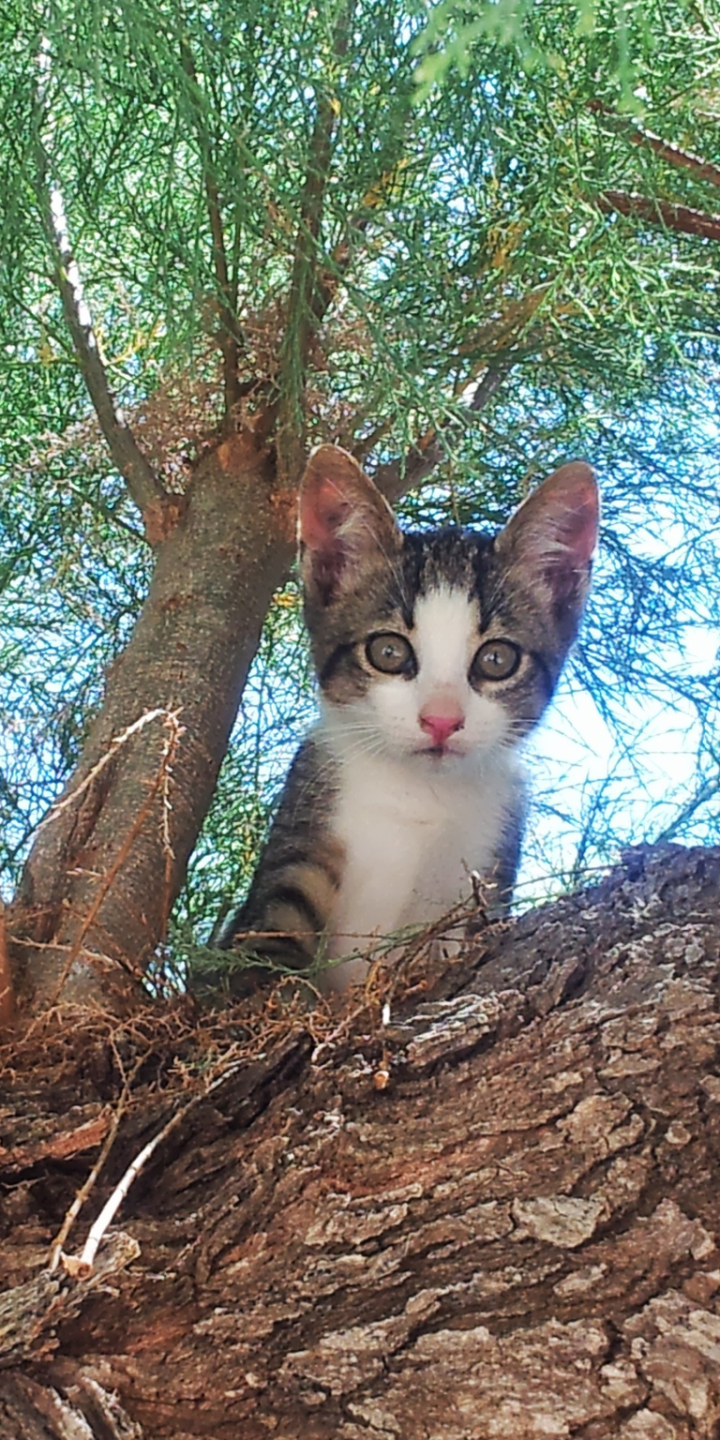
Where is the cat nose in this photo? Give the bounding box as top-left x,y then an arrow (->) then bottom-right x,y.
419,709 -> 465,747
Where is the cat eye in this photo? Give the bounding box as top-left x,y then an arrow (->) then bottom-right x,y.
470,639 -> 521,683
365,632 -> 416,675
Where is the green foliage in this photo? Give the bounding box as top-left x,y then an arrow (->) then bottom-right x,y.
1,0 -> 719,934
413,0 -> 701,109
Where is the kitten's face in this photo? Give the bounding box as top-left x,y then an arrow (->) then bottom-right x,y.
299,446 -> 599,769
354,583 -> 515,766
313,542 -> 552,768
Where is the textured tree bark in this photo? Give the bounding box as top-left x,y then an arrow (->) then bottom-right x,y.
9,435 -> 294,1010
1,843 -> 719,1438
0,902 -> 11,1030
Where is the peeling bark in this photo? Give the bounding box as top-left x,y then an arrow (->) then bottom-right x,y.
1,844 -> 720,1437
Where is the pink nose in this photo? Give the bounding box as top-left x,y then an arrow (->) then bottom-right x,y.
419,711 -> 465,747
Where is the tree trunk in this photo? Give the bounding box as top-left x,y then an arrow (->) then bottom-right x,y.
2,843 -> 719,1438
9,435 -> 293,1011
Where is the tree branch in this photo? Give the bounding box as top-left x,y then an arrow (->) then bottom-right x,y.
367,285 -> 544,503
274,103 -> 340,478
31,51 -> 164,523
6,849 -> 719,1433
206,171 -> 243,422
180,42 -> 244,426
312,155 -> 411,326
274,8 -> 351,482
373,367 -> 508,505
598,189 -> 720,242
36,162 -> 166,522
589,101 -> 720,189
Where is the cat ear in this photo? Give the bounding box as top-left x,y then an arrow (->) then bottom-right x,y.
299,445 -> 401,605
497,462 -> 599,628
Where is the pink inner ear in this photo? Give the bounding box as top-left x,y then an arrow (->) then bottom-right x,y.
300,475 -> 351,550
551,488 -> 599,566
507,467 -> 598,613
538,490 -> 598,608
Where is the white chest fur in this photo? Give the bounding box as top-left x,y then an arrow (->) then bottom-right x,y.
322,744 -> 520,989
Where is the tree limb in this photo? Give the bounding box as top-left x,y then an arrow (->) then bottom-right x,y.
49,246 -> 167,515
598,189 -> 720,242
274,8 -> 351,482
3,846 -> 720,1435
34,140 -> 166,522
180,41 -> 244,425
373,367 -> 508,505
589,100 -> 720,189
274,106 -> 341,478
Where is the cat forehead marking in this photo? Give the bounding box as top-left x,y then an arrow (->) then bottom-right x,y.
405,528 -> 490,597
410,586 -> 479,687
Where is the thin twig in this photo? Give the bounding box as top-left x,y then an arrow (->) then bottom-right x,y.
49,1036 -> 148,1269
36,709 -> 178,833
49,1099 -> 127,1270
60,1057 -> 243,1277
159,712 -> 180,937
374,367 -> 507,504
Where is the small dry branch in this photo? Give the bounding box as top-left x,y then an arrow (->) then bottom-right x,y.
37,708 -> 181,834
56,1054 -> 243,1277
599,189 -> 720,242
589,101 -> 720,189
36,160 -> 166,520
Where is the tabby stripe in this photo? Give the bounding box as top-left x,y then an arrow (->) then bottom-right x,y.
249,936 -> 314,968
529,650 -> 555,698
258,850 -> 318,877
265,884 -> 326,936
319,642 -> 356,686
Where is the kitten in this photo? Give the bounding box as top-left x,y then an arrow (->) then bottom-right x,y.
221,444 -> 598,993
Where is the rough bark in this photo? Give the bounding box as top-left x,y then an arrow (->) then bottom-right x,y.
2,843 -> 719,1439
0,903 -> 11,1030
10,435 -> 294,1010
